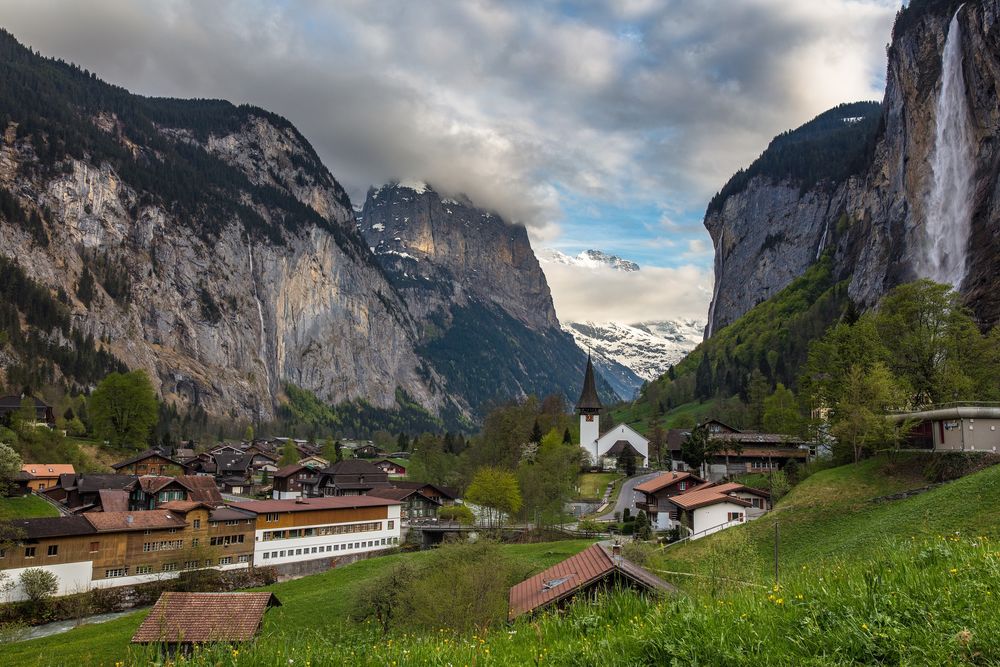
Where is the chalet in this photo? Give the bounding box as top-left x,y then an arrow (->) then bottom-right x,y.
112,449 -> 191,477
271,464 -> 315,500
126,476 -> 224,510
214,454 -> 254,494
688,420 -> 809,480
634,471 -> 707,530
131,591 -> 280,651
0,394 -> 55,426
209,444 -> 244,456
369,487 -> 440,522
373,458 -> 406,477
43,474 -> 135,511
302,459 -> 391,497
389,481 -> 458,506
298,455 -> 329,470
890,404 -> 1000,452
663,482 -> 770,540
88,488 -> 129,513
229,496 -> 401,567
508,543 -> 674,620
19,464 -> 76,492
185,452 -> 218,476
575,356 -> 649,468
0,506 -> 255,601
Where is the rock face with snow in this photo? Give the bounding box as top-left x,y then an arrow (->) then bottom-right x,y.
537,248 -> 640,272
358,183 -> 593,417
705,2 -> 1000,336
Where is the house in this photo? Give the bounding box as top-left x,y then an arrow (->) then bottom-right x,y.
111,449 -> 191,477
353,444 -> 381,458
271,464 -> 314,500
131,591 -> 280,650
0,506 -> 255,600
214,454 -> 254,494
508,543 -> 674,620
302,459 -> 391,497
126,476 -> 224,510
298,455 -> 329,470
368,487 -> 441,522
228,496 -> 402,568
92,489 -> 129,512
663,482 -> 767,540
43,474 -> 135,511
389,481 -> 458,506
19,464 -> 76,492
634,471 -> 707,530
889,404 -> 1000,452
373,458 -> 406,477
0,394 -> 55,426
575,356 -> 649,468
688,421 -> 809,480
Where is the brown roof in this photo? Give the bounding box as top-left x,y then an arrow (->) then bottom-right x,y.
10,516 -> 96,539
634,471 -> 703,494
604,440 -> 643,458
507,543 -> 673,620
84,510 -> 187,532
176,476 -> 224,505
21,463 -> 76,477
667,485 -> 753,511
575,354 -> 603,411
98,488 -> 129,512
715,446 -> 809,458
228,495 -> 398,515
710,482 -> 770,498
111,449 -> 186,470
273,464 -> 306,479
711,432 -> 806,446
157,500 -> 213,513
131,592 -> 280,644
368,488 -> 441,504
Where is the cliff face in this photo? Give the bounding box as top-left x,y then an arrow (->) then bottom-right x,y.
705,0 -> 1000,335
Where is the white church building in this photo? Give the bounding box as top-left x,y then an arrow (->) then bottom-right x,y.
576,355 -> 649,469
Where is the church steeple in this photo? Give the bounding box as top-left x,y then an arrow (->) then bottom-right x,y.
576,353 -> 602,413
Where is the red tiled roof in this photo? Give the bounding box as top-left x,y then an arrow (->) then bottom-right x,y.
84,510 -> 187,532
368,488 -> 441,504
176,476 -> 224,505
131,592 -> 280,644
634,471 -> 702,494
710,482 -> 770,498
21,463 -> 76,477
228,495 -> 398,515
667,485 -> 753,511
98,488 -> 129,512
507,543 -> 673,620
273,464 -> 306,479
157,501 -> 213,513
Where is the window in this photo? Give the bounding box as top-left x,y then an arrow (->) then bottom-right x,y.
193,519 -> 201,529
334,544 -> 340,551
311,547 -> 318,553
162,563 -> 178,572
262,552 -> 270,560
296,548 -> 302,555
225,520 -> 240,526
271,552 -> 277,558
89,541 -> 99,553
143,540 -> 184,552
388,520 -> 394,530
106,567 -> 129,578
326,545 -> 332,552
727,512 -> 745,522
24,547 -> 35,558
751,497 -> 764,509
47,545 -> 59,556
265,513 -> 279,523
280,550 -> 286,557
219,557 -> 232,565
191,538 -> 199,547
184,560 -> 200,569
0,548 -> 5,558
238,555 -> 250,563
678,481 -> 687,491
168,528 -> 179,534
135,565 -> 152,575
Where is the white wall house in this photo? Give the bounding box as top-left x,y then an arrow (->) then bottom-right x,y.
594,424 -> 649,469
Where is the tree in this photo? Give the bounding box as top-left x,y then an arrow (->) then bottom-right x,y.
279,444 -> 300,466
634,510 -> 653,540
89,370 -> 158,449
768,469 -> 790,501
19,568 -> 58,604
830,363 -> 908,463
681,424 -> 726,471
562,427 -> 572,445
746,369 -> 770,431
438,504 -> 475,525
465,467 -> 522,531
517,430 -> 581,527
529,419 -> 543,444
243,425 -> 255,442
396,432 -> 410,452
354,561 -> 416,635
762,383 -> 804,435
618,449 -> 637,477
0,442 -> 22,496
321,437 -> 337,463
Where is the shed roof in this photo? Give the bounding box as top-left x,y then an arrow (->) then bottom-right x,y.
84,510 -> 187,532
507,543 -> 673,620
131,592 -> 280,644
9,516 -> 96,540
97,488 -> 129,512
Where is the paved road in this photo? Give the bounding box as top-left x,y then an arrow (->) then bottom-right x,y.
597,471 -> 662,521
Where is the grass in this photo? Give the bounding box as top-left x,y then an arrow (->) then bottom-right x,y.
0,495 -> 60,519
612,399 -> 726,436
660,453 -> 1000,577
0,540 -> 595,666
576,472 -> 618,500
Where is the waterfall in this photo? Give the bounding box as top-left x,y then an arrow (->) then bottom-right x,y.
921,6 -> 975,288
247,239 -> 272,395
704,228 -> 724,339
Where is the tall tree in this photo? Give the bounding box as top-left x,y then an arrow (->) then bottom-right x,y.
89,370 -> 158,449
830,363 -> 908,463
762,383 -> 804,435
465,467 -> 522,531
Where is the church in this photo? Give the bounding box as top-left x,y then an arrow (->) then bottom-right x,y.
576,355 -> 649,469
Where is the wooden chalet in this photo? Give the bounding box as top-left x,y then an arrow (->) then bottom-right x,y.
508,543 -> 674,620
43,473 -> 135,511
0,394 -> 55,425
19,464 -> 75,492
389,481 -> 458,505
302,459 -> 391,497
634,471 -> 706,530
111,449 -> 191,477
368,487 -> 440,522
126,476 -> 224,510
131,591 -> 280,651
373,458 -> 407,477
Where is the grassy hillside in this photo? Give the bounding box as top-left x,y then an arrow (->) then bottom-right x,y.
660,453 -> 1000,576
0,495 -> 59,519
0,540 -> 594,666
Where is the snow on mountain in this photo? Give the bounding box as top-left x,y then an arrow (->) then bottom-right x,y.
538,248 -> 640,272
563,319 -> 705,399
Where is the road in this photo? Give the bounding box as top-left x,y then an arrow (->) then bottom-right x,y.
597,470 -> 662,521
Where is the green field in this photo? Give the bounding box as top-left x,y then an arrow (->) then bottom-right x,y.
0,540 -> 594,666
576,472 -> 618,499
612,399 -> 723,436
0,495 -> 60,520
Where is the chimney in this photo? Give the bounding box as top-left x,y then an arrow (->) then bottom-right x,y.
611,541 -> 623,565
125,515 -> 134,525
672,471 -> 677,479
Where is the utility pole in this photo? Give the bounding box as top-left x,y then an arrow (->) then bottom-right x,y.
774,522 -> 780,586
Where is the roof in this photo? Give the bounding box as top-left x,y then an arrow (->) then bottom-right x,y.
157,501 -> 214,513
9,516 -> 95,540
575,354 -> 603,412
710,482 -> 770,498
133,476 -> 180,494
75,474 -> 136,494
273,463 -> 306,479
214,454 -> 254,472
508,543 -> 673,620
319,459 -> 384,475
390,481 -> 458,499
176,476 -> 224,505
666,485 -> 753,511
0,394 -> 50,409
111,449 -> 185,470
603,440 -> 644,458
208,506 -> 257,522
131,592 -> 280,644
21,464 -> 75,477
368,487 -> 441,504
228,495 -> 399,515
98,488 -> 129,512
714,445 -> 809,458
634,471 -> 703,495
84,510 -> 188,532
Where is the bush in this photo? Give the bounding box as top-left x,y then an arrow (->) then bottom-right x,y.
18,568 -> 58,603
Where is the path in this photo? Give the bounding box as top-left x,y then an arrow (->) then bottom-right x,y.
597,470 -> 661,521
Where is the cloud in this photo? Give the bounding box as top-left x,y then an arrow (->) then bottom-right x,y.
541,260 -> 713,324
0,0 -> 898,235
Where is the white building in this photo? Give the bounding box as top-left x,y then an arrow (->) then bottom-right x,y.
576,355 -> 649,469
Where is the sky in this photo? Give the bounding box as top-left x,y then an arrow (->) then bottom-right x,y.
0,0 -> 901,324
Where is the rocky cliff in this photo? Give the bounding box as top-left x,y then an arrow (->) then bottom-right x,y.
705,0 -> 1000,336
358,183 -> 593,419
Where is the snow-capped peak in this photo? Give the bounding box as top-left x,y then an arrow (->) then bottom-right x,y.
538,248 -> 640,272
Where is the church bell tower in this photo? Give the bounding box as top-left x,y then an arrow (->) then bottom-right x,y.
576,353 -> 602,464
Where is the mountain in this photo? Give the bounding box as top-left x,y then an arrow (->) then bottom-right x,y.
537,248 -> 640,272
0,29 -> 584,428
357,182 -> 598,420
562,320 -> 703,399
705,0 -> 1000,338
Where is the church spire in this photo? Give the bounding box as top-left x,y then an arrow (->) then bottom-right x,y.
575,353 -> 602,412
